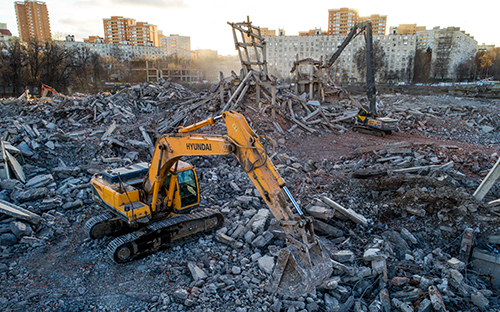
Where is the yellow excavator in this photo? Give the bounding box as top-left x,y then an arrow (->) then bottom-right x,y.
86,111 -> 332,297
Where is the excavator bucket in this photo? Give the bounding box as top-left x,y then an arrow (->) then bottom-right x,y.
267,239 -> 333,298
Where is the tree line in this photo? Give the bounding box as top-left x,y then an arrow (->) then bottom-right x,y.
2,38 -> 499,97
0,38 -> 121,95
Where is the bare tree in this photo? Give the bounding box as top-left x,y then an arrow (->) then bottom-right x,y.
413,48 -> 432,82
354,41 -> 386,81
0,39 -> 28,95
26,38 -> 45,87
456,59 -> 474,81
41,40 -> 73,90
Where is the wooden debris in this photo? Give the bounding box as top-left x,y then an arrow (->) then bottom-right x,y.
473,157 -> 500,201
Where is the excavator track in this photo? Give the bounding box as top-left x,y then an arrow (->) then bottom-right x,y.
352,125 -> 386,137
107,209 -> 224,263
84,212 -> 128,239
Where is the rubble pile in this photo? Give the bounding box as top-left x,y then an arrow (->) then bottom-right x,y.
0,79 -> 499,311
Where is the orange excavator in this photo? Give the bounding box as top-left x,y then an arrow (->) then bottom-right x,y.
86,111 -> 333,297
41,84 -> 58,98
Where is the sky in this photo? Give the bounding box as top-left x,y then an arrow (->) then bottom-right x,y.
1,0 -> 499,56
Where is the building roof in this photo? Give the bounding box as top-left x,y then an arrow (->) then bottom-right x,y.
0,29 -> 12,36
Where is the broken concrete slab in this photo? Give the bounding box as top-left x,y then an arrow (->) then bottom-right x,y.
251,231 -> 274,248
257,255 -> 274,275
0,233 -> 17,246
215,232 -> 243,249
4,149 -> 25,183
62,200 -> 83,210
250,208 -> 269,234
101,121 -> 117,140
312,219 -> 344,237
305,205 -> 335,220
51,166 -> 81,176
429,286 -> 446,312
0,199 -> 42,224
10,221 -> 33,238
0,179 -> 24,190
187,262 -> 207,281
10,187 -> 48,203
25,174 -> 54,188
321,196 -> 368,226
331,250 -> 355,263
471,291 -> 489,308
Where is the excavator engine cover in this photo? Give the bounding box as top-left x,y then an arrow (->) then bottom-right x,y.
267,238 -> 332,298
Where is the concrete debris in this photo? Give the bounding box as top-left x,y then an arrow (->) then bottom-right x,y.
0,79 -> 499,312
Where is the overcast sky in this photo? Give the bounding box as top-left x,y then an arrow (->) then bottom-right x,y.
1,0 -> 499,55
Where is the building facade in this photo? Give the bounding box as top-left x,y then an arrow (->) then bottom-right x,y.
478,44 -> 496,51
359,14 -> 387,35
102,16 -> 159,47
128,22 -> 159,47
84,35 -> 105,43
62,39 -> 165,60
265,32 -> 416,83
103,16 -> 135,45
0,23 -> 13,41
395,24 -> 426,35
328,8 -> 358,35
416,28 -> 435,51
429,27 -> 477,80
161,34 -> 191,59
328,8 -> 386,35
14,0 -> 51,42
299,28 -> 328,36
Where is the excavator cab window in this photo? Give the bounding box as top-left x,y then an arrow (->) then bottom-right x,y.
177,169 -> 199,208
359,108 -> 368,117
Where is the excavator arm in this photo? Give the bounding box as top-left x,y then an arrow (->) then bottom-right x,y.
322,20 -> 377,116
143,111 -> 332,297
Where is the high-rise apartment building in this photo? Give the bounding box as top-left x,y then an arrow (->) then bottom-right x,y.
103,16 -> 159,47
428,27 -> 477,80
328,8 -> 359,35
328,8 -> 386,35
14,0 -> 51,42
128,22 -> 159,47
359,14 -> 387,35
161,34 -> 191,59
103,16 -> 135,45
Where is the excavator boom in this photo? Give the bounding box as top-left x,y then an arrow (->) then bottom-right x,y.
147,111 -> 333,296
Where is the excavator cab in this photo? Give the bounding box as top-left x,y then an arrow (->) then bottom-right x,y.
162,162 -> 200,213
355,106 -> 398,136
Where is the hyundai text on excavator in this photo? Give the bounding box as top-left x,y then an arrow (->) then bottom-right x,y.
324,20 -> 398,137
86,111 -> 333,297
